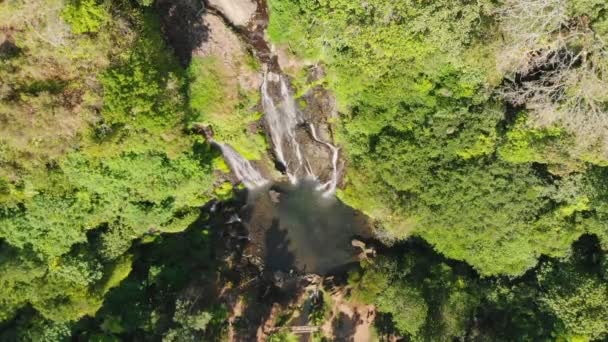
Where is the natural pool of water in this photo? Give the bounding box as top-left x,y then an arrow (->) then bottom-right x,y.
242,179 -> 372,275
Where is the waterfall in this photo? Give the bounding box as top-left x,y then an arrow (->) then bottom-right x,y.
261,69 -> 341,195
213,141 -> 268,189
309,123 -> 340,195
261,72 -> 306,184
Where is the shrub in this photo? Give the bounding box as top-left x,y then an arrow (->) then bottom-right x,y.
63,0 -> 109,34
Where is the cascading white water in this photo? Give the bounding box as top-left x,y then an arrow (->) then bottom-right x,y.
210,72 -> 318,191
309,123 -> 340,195
261,72 -> 306,184
213,141 -> 268,189
261,70 -> 341,195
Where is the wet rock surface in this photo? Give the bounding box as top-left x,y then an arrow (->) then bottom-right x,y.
299,69 -> 343,186
260,72 -> 342,189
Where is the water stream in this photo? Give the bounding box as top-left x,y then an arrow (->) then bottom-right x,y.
204,1 -> 372,280
308,123 -> 340,194
261,71 -> 306,184
212,141 -> 268,189
261,71 -> 341,195
217,67 -> 341,197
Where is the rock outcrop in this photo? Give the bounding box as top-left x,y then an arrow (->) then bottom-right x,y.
193,13 -> 261,92
207,0 -> 257,27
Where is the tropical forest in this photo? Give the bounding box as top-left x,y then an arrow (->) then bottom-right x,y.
1,0 -> 608,340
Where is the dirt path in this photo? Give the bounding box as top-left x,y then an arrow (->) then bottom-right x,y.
321,291 -> 376,341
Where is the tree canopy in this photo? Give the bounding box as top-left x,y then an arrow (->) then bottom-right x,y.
2,0 -> 608,340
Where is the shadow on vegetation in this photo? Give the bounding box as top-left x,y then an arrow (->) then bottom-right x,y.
0,40 -> 20,59
156,0 -> 208,66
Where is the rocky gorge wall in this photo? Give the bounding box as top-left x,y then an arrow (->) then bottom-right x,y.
159,0 -> 345,190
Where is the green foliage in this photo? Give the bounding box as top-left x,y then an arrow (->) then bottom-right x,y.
349,242 -> 480,340
267,0 -> 320,59
456,132 -> 496,160
269,0 -> 608,277
539,262 -> 608,340
0,246 -> 132,324
0,0 -> 218,329
98,224 -> 134,261
100,13 -> 184,128
376,280 -> 428,336
14,316 -> 72,342
164,299 -> 216,341
135,0 -> 154,6
63,0 -> 109,34
187,56 -> 267,159
0,150 -> 214,258
498,114 -> 572,165
4,0 -> 608,340
66,221 -> 226,341
350,237 -> 608,341
338,100 -> 588,275
187,57 -> 224,117
98,254 -> 133,294
568,0 -> 608,19
307,291 -> 331,326
268,0 -> 498,108
173,300 -> 213,331
268,331 -> 300,342
0,0 -> 127,173
213,182 -> 234,201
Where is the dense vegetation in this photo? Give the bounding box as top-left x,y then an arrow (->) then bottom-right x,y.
268,0 -> 608,274
267,0 -> 608,339
1,0 -> 608,340
0,0 -> 227,338
349,235 -> 608,341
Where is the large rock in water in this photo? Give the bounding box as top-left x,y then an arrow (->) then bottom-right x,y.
208,0 -> 257,27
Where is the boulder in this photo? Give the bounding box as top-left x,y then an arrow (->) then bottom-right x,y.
268,190 -> 281,203
208,0 -> 257,27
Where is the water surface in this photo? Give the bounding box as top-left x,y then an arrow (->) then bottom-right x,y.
243,180 -> 371,275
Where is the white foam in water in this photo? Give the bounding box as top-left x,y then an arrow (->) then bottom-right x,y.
217,67 -> 341,194
308,123 -> 340,196
261,72 -> 307,184
213,141 -> 268,189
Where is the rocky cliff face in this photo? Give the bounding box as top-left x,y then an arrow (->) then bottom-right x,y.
193,12 -> 261,95
159,0 -> 344,189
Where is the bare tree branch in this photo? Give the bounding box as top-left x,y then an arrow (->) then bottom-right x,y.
497,0 -> 608,156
